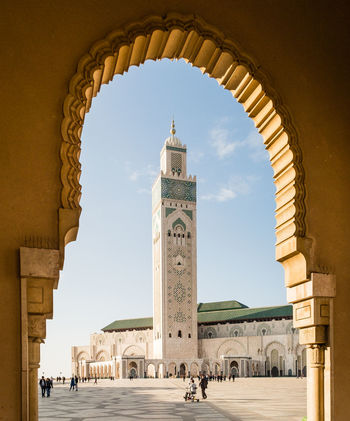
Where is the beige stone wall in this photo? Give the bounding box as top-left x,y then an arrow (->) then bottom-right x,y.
198,319 -> 294,339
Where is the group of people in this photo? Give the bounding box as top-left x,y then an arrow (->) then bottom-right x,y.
69,375 -> 79,391
184,375 -> 208,401
39,377 -> 53,398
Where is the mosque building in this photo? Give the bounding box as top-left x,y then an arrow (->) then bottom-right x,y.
72,122 -> 305,379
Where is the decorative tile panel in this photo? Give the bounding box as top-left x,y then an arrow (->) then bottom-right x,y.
172,218 -> 186,231
182,209 -> 193,220
165,207 -> 176,217
161,178 -> 196,202
166,146 -> 186,153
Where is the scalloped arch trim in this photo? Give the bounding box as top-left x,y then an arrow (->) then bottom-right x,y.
60,12 -> 306,260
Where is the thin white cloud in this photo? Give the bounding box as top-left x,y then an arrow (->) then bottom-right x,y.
201,175 -> 258,202
129,170 -> 141,181
209,120 -> 268,162
188,150 -> 204,163
210,127 -> 239,159
125,162 -> 158,194
125,163 -> 157,182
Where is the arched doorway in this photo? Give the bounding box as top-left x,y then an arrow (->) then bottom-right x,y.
167,363 -> 176,378
128,361 -> 137,378
201,363 -> 209,375
271,349 -> 279,377
190,362 -> 199,377
230,361 -> 239,377
158,363 -> 164,379
147,363 -> 156,378
214,363 -> 220,376
179,363 -> 187,377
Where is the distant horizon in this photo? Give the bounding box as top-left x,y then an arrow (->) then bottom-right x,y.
40,59 -> 286,377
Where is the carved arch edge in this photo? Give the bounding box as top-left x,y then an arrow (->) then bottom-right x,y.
60,12 -> 308,270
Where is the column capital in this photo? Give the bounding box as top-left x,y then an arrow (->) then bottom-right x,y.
307,344 -> 326,368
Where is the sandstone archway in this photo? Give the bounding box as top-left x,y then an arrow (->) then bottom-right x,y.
54,12 -> 331,421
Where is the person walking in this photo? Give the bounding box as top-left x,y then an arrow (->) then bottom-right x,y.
94,376 -> 97,384
75,375 -> 79,391
199,374 -> 208,399
69,376 -> 75,391
45,378 -> 52,397
39,376 -> 46,398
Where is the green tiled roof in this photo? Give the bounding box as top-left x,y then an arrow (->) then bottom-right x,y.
197,305 -> 292,324
102,317 -> 153,332
102,302 -> 292,332
197,300 -> 248,312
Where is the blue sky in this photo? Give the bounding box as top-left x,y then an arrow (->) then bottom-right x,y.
40,59 -> 285,377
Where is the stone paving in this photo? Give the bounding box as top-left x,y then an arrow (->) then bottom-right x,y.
39,378 -> 306,421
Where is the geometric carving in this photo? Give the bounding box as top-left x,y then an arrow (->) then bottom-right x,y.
174,311 -> 186,323
173,282 -> 186,303
28,315 -> 46,339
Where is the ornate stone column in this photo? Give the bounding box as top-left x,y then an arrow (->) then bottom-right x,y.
287,273 -> 336,421
20,247 -> 60,421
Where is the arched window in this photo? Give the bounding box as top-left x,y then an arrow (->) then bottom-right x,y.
262,328 -> 267,336
169,333 -> 172,338
188,333 -> 191,338
208,332 -> 213,339
168,230 -> 171,237
178,330 -> 182,338
173,233 -> 176,237
187,232 -> 191,238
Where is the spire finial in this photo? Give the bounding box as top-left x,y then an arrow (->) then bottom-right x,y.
170,119 -> 176,136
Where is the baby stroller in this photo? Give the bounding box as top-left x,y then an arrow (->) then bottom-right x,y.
184,383 -> 199,402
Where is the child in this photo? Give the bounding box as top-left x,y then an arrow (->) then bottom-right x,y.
184,378 -> 197,401
190,379 -> 197,397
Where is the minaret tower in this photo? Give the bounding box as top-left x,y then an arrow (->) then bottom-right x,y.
152,121 -> 198,361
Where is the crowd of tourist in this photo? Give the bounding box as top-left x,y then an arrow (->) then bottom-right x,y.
39,371 -> 236,400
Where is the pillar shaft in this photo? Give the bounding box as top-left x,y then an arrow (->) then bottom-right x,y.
307,345 -> 325,421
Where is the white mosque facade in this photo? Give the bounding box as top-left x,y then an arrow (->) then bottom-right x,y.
72,122 -> 306,379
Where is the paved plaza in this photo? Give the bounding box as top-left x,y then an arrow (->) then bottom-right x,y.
39,378 -> 306,421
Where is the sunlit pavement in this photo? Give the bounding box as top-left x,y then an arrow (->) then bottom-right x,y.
39,377 -> 306,421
